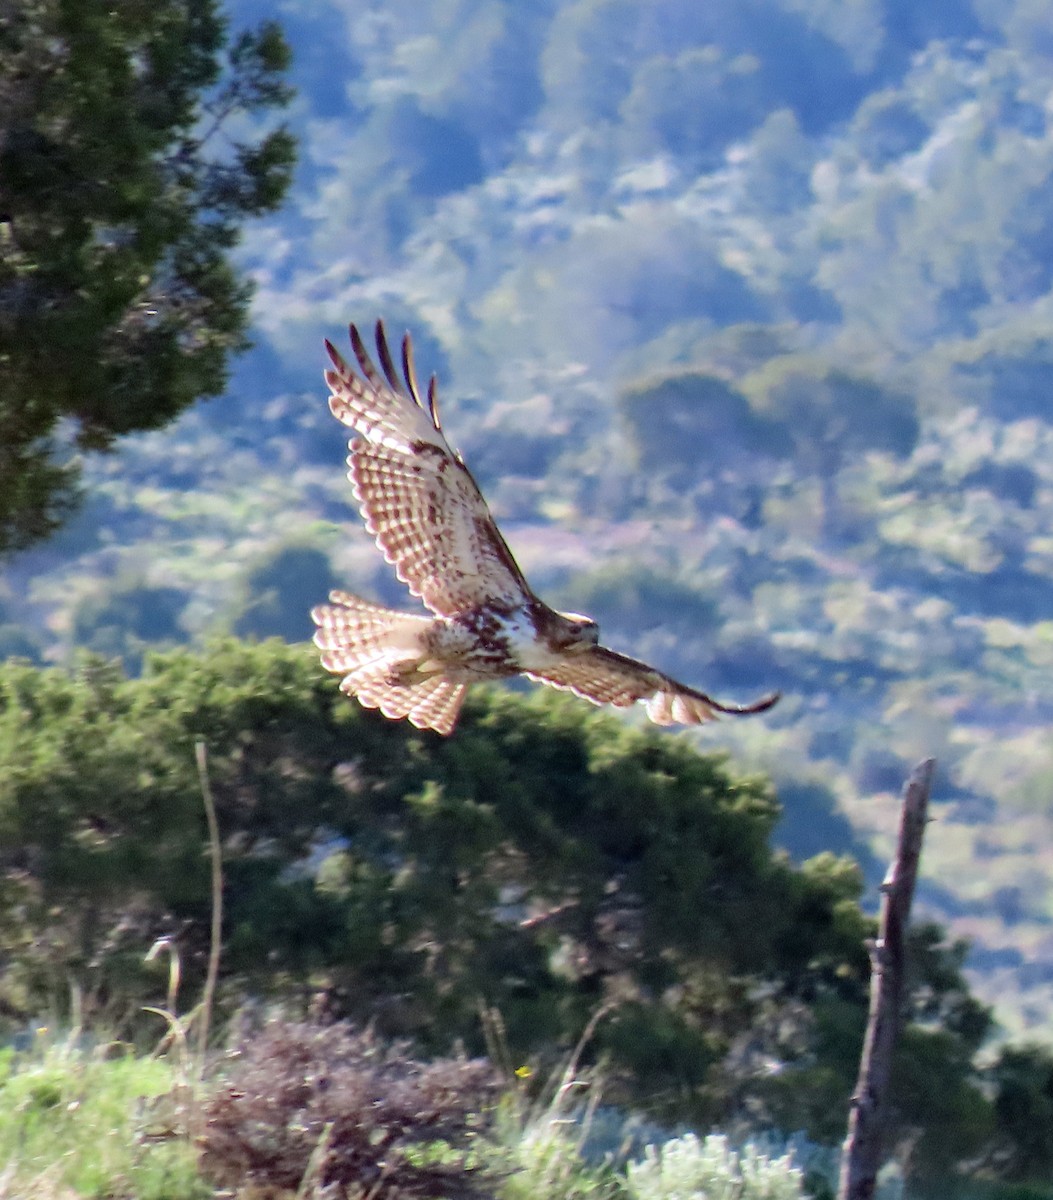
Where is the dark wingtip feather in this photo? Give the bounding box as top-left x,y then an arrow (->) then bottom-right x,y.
713,690 -> 781,716
401,332 -> 425,410
374,319 -> 404,394
349,323 -> 373,374
324,339 -> 346,371
427,375 -> 441,429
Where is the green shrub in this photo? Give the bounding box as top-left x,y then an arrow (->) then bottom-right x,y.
625,1133 -> 806,1200
497,1110 -> 624,1200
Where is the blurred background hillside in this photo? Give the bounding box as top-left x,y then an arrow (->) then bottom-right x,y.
6,0 -> 1053,1040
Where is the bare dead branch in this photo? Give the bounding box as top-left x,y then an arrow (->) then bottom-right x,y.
838,757 -> 936,1200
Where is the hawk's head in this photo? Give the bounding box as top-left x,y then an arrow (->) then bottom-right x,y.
551,610 -> 600,653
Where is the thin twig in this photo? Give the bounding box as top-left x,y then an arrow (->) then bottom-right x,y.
195,739 -> 224,1069
142,1004 -> 193,1071
145,935 -> 182,1017
295,1121 -> 335,1200
546,1001 -> 615,1122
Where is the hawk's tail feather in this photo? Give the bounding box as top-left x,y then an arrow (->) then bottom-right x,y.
311,591 -> 465,735
312,593 -> 430,668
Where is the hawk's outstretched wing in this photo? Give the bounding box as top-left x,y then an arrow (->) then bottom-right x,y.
324,322 -> 533,617
526,645 -> 779,726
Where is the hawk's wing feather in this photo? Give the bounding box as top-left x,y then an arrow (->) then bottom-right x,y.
526,644 -> 780,727
342,665 -> 468,736
325,322 -> 532,617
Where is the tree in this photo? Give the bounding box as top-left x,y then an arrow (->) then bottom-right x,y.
0,639 -> 1007,1155
742,356 -> 919,537
0,0 -> 296,554
758,919 -> 993,1184
986,1042 -> 1053,1183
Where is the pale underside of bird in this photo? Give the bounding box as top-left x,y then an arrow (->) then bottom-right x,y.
311,321 -> 779,736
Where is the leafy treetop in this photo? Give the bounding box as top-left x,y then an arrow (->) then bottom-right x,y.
0,639 -> 996,1170
0,0 -> 296,553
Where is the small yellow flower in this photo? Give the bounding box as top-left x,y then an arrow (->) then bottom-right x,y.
514,1065 -> 532,1079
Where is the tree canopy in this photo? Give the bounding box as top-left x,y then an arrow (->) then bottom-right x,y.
0,0 -> 295,553
0,638 -> 1005,1172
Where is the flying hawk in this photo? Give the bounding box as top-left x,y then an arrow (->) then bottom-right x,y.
311,321 -> 778,735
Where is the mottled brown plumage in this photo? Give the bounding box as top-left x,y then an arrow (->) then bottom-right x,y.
311,321 -> 778,735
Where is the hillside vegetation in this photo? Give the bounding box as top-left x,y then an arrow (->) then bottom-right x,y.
1,643 -> 1048,1193
4,0 -> 1053,1041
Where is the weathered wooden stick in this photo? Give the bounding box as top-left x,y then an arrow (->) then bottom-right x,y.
837,757 -> 936,1200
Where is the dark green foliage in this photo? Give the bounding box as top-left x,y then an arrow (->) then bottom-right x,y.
987,1043 -> 1053,1183
885,927 -> 995,1177
3,11 -> 1053,1188
199,1019 -> 500,1198
0,644 -> 847,1080
892,1023 -> 995,1180
756,920 -> 993,1173
906,925 -> 994,1049
0,639 -> 1003,1156
0,0 -> 295,554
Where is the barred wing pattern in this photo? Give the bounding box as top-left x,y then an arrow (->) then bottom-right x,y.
324,322 -> 533,617
345,669 -> 467,735
316,320 -> 780,734
311,590 -> 468,734
311,589 -> 431,679
526,645 -> 780,726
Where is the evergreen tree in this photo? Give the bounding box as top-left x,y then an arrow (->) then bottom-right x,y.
0,0 -> 296,553
0,639 -> 1011,1172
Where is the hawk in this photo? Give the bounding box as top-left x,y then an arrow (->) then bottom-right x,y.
311,321 -> 779,735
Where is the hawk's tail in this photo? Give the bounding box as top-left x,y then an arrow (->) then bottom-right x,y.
310,590 -> 467,735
